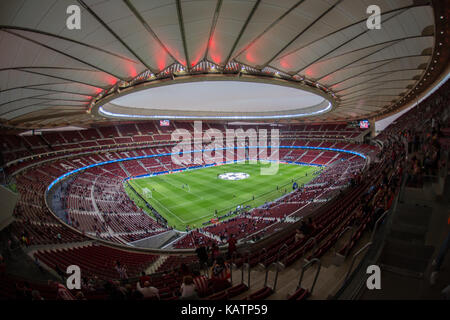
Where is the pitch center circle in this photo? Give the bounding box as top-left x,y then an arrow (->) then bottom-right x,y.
218,172 -> 250,181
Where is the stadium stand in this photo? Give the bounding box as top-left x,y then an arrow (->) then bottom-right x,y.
0,82 -> 448,301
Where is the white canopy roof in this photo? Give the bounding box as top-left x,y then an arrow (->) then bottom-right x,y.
0,0 -> 437,127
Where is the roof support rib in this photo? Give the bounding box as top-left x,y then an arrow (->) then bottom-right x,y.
122,0 -> 182,69
0,86 -> 95,97
0,66 -> 97,73
3,30 -> 125,81
293,9 -> 407,75
16,69 -> 107,90
329,60 -> 396,88
8,110 -> 85,123
276,4 -> 430,62
223,0 -> 261,66
316,41 -> 400,82
337,71 -> 422,93
0,94 -> 54,108
261,0 -> 343,69
0,26 -> 138,63
312,35 -> 431,79
176,0 -> 190,68
203,0 -> 223,61
0,101 -> 54,117
331,54 -> 429,74
340,92 -> 403,101
230,0 -> 306,66
77,0 -> 157,74
0,83 -> 71,93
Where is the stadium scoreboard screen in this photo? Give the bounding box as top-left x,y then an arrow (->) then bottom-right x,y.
359,120 -> 370,129
160,120 -> 170,127
348,120 -> 370,129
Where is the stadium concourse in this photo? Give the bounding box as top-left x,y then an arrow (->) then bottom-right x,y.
0,81 -> 447,300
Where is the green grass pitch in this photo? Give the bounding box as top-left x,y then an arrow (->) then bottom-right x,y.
125,162 -> 319,231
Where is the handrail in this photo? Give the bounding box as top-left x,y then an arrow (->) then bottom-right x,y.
231,250 -> 250,284
230,251 -> 238,284
243,251 -> 251,288
277,243 -> 289,269
303,236 -> 318,254
272,244 -> 288,290
333,169 -> 407,299
344,242 -> 372,282
232,250 -> 251,287
257,248 -> 268,270
266,262 -> 281,291
370,210 -> 389,242
263,256 -> 270,287
334,226 -> 355,257
297,258 -> 322,294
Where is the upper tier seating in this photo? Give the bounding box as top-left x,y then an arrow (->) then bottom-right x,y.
1,122 -> 366,171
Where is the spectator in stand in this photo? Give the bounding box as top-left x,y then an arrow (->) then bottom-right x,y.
34,256 -> 44,274
75,291 -> 87,300
350,210 -> 363,227
294,229 -> 305,242
136,280 -> 159,300
193,270 -> 210,297
195,244 -> 209,268
121,283 -> 135,300
31,290 -> 44,301
210,242 -> 220,264
179,263 -> 191,277
139,271 -> 151,287
130,285 -> 145,300
307,217 -> 317,233
0,254 -> 6,277
21,234 -> 28,247
180,275 -> 198,300
15,282 -> 33,300
115,261 -> 128,280
210,256 -> 231,292
104,280 -> 127,300
54,264 -> 66,282
299,221 -> 311,237
48,280 -> 75,300
227,234 -> 237,259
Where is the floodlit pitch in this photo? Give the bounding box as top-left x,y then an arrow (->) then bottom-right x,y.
125,162 -> 319,230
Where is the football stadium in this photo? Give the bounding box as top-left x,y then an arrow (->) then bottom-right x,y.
0,0 -> 449,308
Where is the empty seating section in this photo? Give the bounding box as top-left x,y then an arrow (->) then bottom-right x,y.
121,160 -> 148,176
1,122 -> 367,170
136,122 -> 158,135
116,124 -> 139,137
41,132 -> 65,145
98,126 -> 120,138
34,244 -> 159,279
202,217 -> 275,242
97,138 -> 115,145
60,168 -> 165,243
115,137 -> 133,144
155,255 -> 199,274
60,131 -> 83,143
79,128 -> 101,140
172,231 -> 218,248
